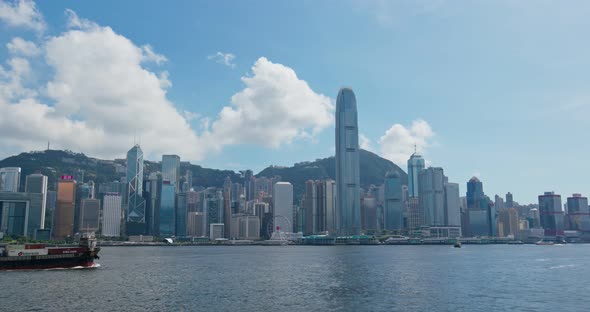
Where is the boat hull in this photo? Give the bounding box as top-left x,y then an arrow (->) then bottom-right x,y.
0,249 -> 100,271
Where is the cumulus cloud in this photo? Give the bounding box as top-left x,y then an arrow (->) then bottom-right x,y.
201,57 -> 334,151
378,119 -> 434,165
0,0 -> 45,32
6,37 -> 40,56
0,11 -> 201,159
359,134 -> 372,151
208,52 -> 236,68
0,10 -> 334,161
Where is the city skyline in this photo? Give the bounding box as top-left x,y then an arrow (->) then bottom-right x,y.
1,1 -> 590,203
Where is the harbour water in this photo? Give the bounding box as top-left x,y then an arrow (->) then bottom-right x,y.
2,245 -> 589,311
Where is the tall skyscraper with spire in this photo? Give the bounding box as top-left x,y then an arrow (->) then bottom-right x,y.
127,144 -> 146,223
335,87 -> 361,236
407,151 -> 425,198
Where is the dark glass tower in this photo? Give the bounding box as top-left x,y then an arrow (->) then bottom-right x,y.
335,88 -> 361,236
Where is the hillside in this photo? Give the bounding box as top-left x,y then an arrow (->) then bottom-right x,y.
257,149 -> 408,199
0,149 -> 407,200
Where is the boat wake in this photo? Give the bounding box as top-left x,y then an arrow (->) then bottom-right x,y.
549,264 -> 577,270
36,263 -> 101,272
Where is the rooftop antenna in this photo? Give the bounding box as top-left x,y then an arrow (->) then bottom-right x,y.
47,141 -> 50,151
414,143 -> 417,154
134,129 -> 137,145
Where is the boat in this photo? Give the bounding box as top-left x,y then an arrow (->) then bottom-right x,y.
0,233 -> 100,271
535,240 -> 555,246
453,241 -> 462,248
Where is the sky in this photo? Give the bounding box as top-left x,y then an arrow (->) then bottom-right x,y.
0,0 -> 589,204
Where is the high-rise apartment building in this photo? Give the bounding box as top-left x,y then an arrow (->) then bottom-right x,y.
335,87 -> 361,236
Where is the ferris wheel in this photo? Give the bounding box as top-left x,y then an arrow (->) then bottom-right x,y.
266,215 -> 292,240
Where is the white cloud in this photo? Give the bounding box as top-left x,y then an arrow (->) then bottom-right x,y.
208,52 -> 236,68
0,12 -> 202,160
378,119 -> 435,165
183,110 -> 200,122
0,0 -> 45,32
6,37 -> 40,56
201,57 -> 334,151
65,8 -> 97,30
359,134 -> 372,151
142,44 -> 167,65
0,10 -> 335,161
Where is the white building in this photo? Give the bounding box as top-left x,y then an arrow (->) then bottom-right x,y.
102,193 -> 122,237
273,182 -> 294,233
210,223 -> 225,240
0,167 -> 21,192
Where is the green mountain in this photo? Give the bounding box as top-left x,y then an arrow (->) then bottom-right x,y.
0,149 -> 407,200
257,149 -> 408,199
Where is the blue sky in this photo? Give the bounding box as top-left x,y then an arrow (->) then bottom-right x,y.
0,0 -> 589,204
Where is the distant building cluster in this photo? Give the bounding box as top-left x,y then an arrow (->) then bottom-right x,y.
1,88 -> 588,243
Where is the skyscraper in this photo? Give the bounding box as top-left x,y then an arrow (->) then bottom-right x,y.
566,194 -> 590,231
223,176 -> 232,238
102,193 -> 122,237
159,181 -> 176,236
273,182 -> 293,233
126,144 -> 146,223
162,155 -> 181,189
505,192 -> 514,208
538,191 -> 564,238
335,87 -> 361,236
418,167 -> 445,226
466,177 -> 485,209
54,177 -> 76,239
444,182 -> 461,227
466,177 -> 495,237
303,180 -> 318,235
176,192 -> 187,237
383,171 -> 403,232
0,167 -> 21,192
25,173 -> 48,231
407,154 -> 425,198
79,198 -> 100,233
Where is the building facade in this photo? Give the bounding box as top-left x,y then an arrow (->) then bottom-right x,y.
273,182 -> 293,233
102,193 -> 122,237
54,178 -> 76,239
538,191 -> 564,238
335,87 -> 361,236
418,167 -> 445,227
407,154 -> 425,198
384,172 -> 403,232
127,144 -> 146,223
